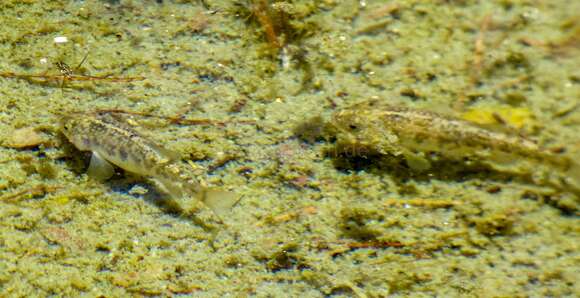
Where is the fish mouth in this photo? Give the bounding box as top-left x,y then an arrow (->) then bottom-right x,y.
59,115 -> 71,129
58,115 -> 77,139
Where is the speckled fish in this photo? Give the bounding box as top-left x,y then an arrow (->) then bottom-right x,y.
60,111 -> 239,218
331,100 -> 580,193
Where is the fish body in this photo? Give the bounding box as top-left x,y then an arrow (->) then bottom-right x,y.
61,112 -> 238,217
331,100 -> 580,192
333,102 -> 545,160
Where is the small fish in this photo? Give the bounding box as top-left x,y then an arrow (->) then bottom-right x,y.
60,111 -> 239,218
331,100 -> 580,193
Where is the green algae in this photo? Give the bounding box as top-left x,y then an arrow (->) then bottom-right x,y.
0,0 -> 579,297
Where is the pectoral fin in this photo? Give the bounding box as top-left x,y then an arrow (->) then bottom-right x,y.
87,152 -> 115,181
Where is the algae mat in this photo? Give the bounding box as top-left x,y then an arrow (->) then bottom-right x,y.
0,0 -> 578,297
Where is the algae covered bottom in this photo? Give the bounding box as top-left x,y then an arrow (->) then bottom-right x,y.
0,0 -> 579,297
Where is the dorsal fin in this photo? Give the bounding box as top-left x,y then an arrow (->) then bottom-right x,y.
149,142 -> 181,162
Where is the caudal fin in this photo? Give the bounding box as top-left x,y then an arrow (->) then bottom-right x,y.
154,176 -> 240,219
200,188 -> 241,219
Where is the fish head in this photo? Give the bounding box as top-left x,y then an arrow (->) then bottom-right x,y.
331,108 -> 398,157
331,110 -> 368,139
60,114 -> 92,151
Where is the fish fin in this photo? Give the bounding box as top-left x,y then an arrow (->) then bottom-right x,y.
200,188 -> 241,219
87,152 -> 115,181
150,143 -> 181,162
153,177 -> 185,199
154,177 -> 239,219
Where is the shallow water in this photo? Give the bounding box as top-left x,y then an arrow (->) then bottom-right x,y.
0,1 -> 578,296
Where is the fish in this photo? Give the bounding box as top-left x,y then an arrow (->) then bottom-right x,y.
330,100 -> 580,194
60,111 -> 239,218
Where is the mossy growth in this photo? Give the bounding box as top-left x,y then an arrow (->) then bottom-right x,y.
231,1 -> 319,54
338,206 -> 384,241
266,242 -> 309,272
293,115 -> 330,143
466,210 -> 517,236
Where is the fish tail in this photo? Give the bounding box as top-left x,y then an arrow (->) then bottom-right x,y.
151,177 -> 187,213
154,176 -> 186,199
198,188 -> 241,219
154,176 -> 240,218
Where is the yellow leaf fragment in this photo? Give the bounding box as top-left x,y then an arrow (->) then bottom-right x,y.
461,106 -> 534,129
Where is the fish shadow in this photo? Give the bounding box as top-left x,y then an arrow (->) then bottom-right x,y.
325,145 -> 538,190
58,133 -> 218,230
107,175 -> 218,231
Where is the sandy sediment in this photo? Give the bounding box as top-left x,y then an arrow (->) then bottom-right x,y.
0,1 -> 578,296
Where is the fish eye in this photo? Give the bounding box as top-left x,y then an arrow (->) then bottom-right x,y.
348,124 -> 358,130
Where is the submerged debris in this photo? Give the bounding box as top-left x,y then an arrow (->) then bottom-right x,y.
3,127 -> 46,149
0,184 -> 60,202
234,1 -> 313,50
0,54 -> 144,91
383,198 -> 461,209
